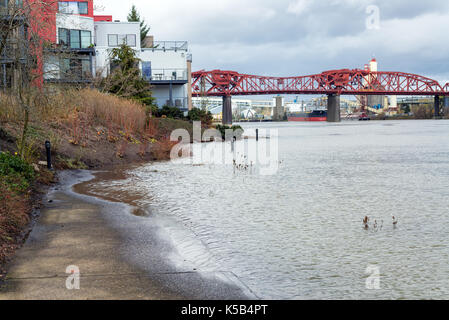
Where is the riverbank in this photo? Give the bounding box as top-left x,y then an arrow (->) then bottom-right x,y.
0,169 -> 253,299
0,88 -> 197,279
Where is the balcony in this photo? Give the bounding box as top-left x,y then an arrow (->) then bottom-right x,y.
44,56 -> 93,84
144,68 -> 188,85
142,41 -> 188,52
155,96 -> 188,110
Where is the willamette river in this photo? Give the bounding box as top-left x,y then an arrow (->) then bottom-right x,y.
93,120 -> 449,299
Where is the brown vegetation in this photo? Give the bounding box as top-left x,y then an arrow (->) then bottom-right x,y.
0,88 -> 195,273
0,88 -> 194,168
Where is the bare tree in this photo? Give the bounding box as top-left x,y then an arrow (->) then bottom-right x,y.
0,0 -> 60,156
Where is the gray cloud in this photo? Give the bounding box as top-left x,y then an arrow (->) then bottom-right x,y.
95,0 -> 449,84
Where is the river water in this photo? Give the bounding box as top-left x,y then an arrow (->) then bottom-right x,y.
91,120 -> 449,299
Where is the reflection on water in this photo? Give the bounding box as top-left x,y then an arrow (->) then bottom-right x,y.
87,120 -> 449,299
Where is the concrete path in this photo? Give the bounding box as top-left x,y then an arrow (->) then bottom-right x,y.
0,171 -> 252,300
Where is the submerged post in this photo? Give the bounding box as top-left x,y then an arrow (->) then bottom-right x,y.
222,95 -> 232,125
327,94 -> 341,122
45,140 -> 52,170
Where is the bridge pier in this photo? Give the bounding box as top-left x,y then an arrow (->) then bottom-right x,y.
273,96 -> 285,121
434,96 -> 441,118
445,96 -> 449,109
222,95 -> 233,125
327,94 -> 341,122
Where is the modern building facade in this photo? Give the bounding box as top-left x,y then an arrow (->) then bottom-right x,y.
37,0 -> 192,110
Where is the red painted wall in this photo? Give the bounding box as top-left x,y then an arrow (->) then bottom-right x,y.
28,0 -> 95,44
94,15 -> 113,22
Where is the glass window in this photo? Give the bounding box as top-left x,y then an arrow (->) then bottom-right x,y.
126,34 -> 136,47
58,2 -> 69,13
59,1 -> 88,14
118,35 -> 127,46
0,0 -> 22,7
58,28 -> 69,46
70,30 -> 80,49
80,30 -> 91,48
81,59 -> 91,77
142,61 -> 151,80
59,58 -> 70,78
108,34 -> 118,47
78,2 -> 88,14
68,2 -> 78,14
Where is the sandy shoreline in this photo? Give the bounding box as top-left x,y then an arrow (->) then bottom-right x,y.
0,169 -> 253,300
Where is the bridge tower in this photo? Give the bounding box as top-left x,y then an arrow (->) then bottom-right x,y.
327,94 -> 341,122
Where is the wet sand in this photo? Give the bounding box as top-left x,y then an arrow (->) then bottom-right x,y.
0,169 -> 253,300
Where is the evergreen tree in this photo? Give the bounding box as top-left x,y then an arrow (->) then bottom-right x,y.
100,44 -> 155,106
127,5 -> 151,47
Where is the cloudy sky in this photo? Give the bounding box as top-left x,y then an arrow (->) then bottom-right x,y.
95,0 -> 449,85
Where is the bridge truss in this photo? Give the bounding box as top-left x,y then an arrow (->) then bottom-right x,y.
191,69 -> 449,97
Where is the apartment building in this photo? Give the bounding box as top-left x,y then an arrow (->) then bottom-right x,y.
40,0 -> 192,110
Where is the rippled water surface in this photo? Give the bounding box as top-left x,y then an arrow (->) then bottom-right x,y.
94,120 -> 449,299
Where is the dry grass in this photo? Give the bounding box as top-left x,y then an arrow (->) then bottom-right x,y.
0,87 -> 198,169
1,88 -> 148,136
0,182 -> 30,266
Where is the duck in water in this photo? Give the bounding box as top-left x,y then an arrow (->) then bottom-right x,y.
392,216 -> 398,228
363,216 -> 369,230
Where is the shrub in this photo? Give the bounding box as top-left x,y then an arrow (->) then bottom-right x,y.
215,124 -> 244,140
155,105 -> 185,119
0,152 -> 34,193
188,108 -> 213,126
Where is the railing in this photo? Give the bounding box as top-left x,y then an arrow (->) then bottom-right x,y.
146,68 -> 188,81
143,41 -> 188,51
156,96 -> 188,109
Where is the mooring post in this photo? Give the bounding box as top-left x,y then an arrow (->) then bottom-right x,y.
256,129 -> 259,141
45,140 -> 52,170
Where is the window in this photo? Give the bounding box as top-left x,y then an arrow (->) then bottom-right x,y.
78,1 -> 88,14
58,1 -> 88,15
118,35 -> 127,46
108,34 -> 137,47
142,62 -> 151,80
126,34 -> 136,47
0,0 -> 23,7
108,34 -> 118,47
59,28 -> 91,49
60,57 -> 91,80
58,28 -> 69,46
70,29 -> 80,48
80,30 -> 91,48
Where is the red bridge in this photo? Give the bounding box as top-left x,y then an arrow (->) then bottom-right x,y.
191,69 -> 449,124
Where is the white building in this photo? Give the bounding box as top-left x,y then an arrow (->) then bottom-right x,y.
94,21 -> 141,77
192,97 -> 276,119
95,22 -> 193,110
140,42 -> 192,110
